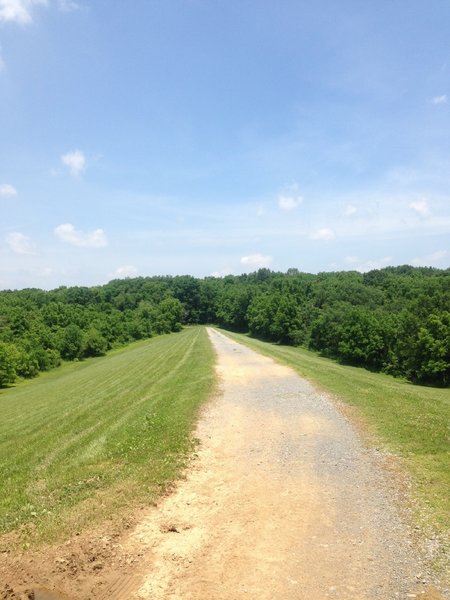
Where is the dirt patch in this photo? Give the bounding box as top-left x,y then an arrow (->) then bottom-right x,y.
0,511 -> 148,599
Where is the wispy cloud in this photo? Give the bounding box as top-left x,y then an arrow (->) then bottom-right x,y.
61,149 -> 86,176
431,94 -> 447,105
322,192 -> 450,241
54,223 -> 108,247
240,253 -> 273,268
343,204 -> 357,216
310,227 -> 335,241
345,255 -> 393,272
0,0 -> 48,25
112,265 -> 138,279
277,183 -> 303,211
6,232 -> 35,254
0,183 -> 17,197
278,194 -> 303,211
409,199 -> 431,218
411,250 -> 448,267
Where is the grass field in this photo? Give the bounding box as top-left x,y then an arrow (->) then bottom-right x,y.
0,326 -> 215,545
220,329 -> 450,537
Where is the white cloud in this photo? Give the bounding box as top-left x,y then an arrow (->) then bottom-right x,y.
357,257 -> 392,272
240,253 -> 273,269
61,149 -> 86,176
409,199 -> 431,217
411,250 -> 448,267
112,265 -> 138,278
278,194 -> 303,211
343,204 -> 357,216
320,192 -> 450,241
0,0 -> 48,25
6,232 -> 35,254
310,227 -> 335,241
210,267 -> 233,277
431,95 -> 447,105
277,182 -> 303,211
343,256 -> 393,272
0,183 -> 17,197
54,223 -> 108,247
276,182 -> 304,211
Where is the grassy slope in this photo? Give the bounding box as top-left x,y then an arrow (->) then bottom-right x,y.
220,330 -> 450,535
0,326 -> 215,544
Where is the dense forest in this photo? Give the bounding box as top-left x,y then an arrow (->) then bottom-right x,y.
0,266 -> 449,388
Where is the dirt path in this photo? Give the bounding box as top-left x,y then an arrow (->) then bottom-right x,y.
2,328 -> 444,600
129,328 -> 439,599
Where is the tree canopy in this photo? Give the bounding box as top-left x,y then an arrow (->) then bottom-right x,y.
0,266 -> 448,387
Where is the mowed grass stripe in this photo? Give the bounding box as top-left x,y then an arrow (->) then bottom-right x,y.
43,334 -> 201,470
0,327 -> 215,543
219,329 -> 450,536
1,332 -> 195,464
2,329 -> 205,525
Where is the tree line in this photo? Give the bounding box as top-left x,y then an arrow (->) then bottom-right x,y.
0,265 -> 449,387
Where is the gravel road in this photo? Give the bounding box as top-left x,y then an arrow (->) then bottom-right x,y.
132,328 -> 441,599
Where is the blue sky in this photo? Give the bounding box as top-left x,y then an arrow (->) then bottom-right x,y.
1,0 -> 449,290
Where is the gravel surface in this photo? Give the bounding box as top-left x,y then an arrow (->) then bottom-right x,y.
134,328 -> 446,599
206,329 -> 441,598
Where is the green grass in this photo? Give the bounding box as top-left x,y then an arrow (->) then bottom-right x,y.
0,326 -> 215,545
220,329 -> 450,535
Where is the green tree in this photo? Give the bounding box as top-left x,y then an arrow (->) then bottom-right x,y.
0,342 -> 16,387
404,312 -> 450,385
82,328 -> 108,358
59,324 -> 83,360
246,293 -> 273,339
216,284 -> 253,331
154,298 -> 184,334
14,348 -> 40,379
270,294 -> 303,343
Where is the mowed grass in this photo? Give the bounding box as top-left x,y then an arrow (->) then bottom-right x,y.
220,330 -> 450,534
0,326 -> 215,545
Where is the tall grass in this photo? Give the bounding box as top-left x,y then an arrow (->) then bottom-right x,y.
0,327 -> 215,545
220,330 -> 450,534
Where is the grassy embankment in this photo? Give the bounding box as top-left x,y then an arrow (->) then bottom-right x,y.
220,329 -> 450,537
0,326 -> 215,546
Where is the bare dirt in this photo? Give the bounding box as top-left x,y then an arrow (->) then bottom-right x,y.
1,328 -> 447,599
